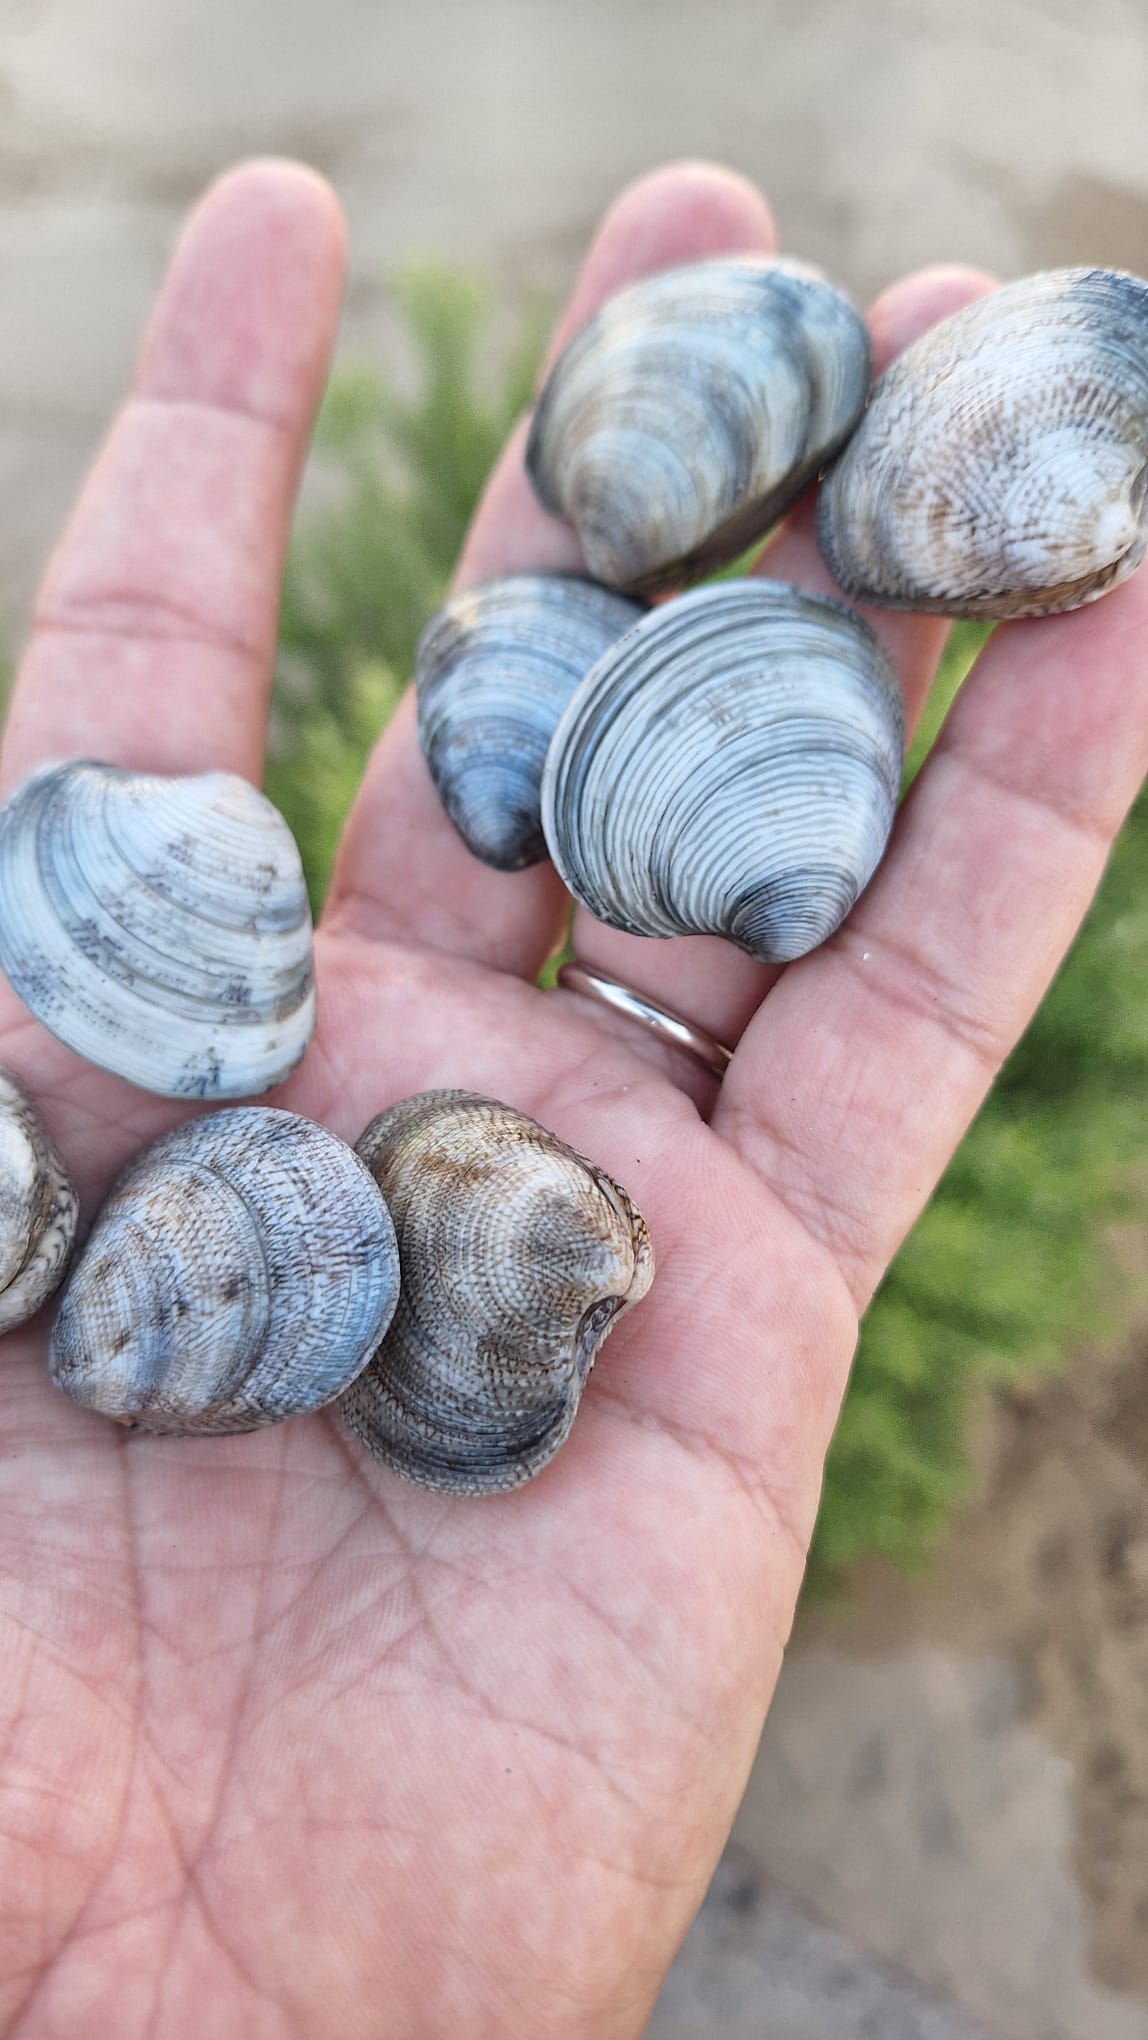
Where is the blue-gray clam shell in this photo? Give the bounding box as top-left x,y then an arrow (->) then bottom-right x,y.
0,761 -> 315,1099
540,581 -> 904,965
50,1108 -> 400,1434
0,1067 -> 77,1335
340,1090 -> 654,1494
415,575 -> 643,869
817,267 -> 1148,617
526,257 -> 871,596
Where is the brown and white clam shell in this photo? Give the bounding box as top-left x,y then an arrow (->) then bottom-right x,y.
340,1091 -> 654,1494
50,1109 -> 400,1434
817,267 -> 1148,618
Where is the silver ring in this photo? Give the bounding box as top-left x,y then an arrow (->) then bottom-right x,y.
556,961 -> 734,1080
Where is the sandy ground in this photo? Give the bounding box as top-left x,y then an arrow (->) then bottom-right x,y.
885,1341 -> 1148,2008
650,1308 -> 1148,2038
716,1319 -> 1148,2040
4,2 -> 1148,2033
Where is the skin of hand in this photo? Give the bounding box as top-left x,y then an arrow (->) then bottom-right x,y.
0,157 -> 1144,2039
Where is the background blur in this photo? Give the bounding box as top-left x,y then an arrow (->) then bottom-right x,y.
3,3 -> 1148,2036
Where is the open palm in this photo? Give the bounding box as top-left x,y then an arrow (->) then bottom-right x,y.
2,160 -> 1145,2037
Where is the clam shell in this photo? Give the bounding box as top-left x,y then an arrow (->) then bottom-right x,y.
817,267 -> 1148,617
540,580 -> 903,964
526,256 -> 871,596
50,1108 -> 400,1434
0,1068 -> 77,1335
340,1090 -> 654,1494
416,574 -> 644,869
0,761 -> 315,1098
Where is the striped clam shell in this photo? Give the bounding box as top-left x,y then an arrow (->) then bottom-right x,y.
0,761 -> 315,1099
817,268 -> 1148,617
340,1091 -> 654,1494
0,1068 -> 77,1335
525,256 -> 871,597
415,575 -> 643,869
540,581 -> 904,965
50,1108 -> 400,1434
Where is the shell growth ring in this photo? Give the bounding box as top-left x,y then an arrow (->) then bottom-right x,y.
556,961 -> 734,1080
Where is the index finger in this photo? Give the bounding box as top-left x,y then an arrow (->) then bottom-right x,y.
0,159 -> 347,796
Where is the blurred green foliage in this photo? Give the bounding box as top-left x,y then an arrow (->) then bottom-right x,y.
274,280 -> 1148,1583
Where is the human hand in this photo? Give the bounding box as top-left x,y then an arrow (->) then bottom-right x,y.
2,159 -> 1144,2037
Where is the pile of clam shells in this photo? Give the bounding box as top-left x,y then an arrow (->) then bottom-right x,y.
2,253 -> 1146,1493
419,259 -> 1148,965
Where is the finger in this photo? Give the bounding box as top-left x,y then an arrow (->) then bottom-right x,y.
324,163 -> 776,976
0,160 -> 347,795
716,564 -> 1148,1307
562,265 -> 997,1067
